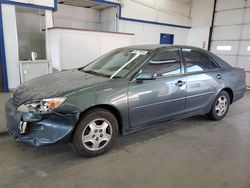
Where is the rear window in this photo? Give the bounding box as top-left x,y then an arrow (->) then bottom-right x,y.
182,49 -> 219,73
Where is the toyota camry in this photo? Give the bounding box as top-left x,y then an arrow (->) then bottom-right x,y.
6,45 -> 246,157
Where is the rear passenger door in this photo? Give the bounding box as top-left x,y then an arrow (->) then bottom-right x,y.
182,48 -> 224,116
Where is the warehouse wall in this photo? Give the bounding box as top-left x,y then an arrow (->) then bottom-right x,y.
53,4 -> 101,30
120,0 -> 192,26
1,4 -> 20,89
210,0 -> 250,86
100,7 -> 117,32
187,0 -> 214,49
8,0 -> 55,8
118,20 -> 189,45
118,0 -> 192,45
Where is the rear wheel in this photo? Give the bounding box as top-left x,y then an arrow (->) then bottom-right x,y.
71,108 -> 118,157
208,91 -> 230,121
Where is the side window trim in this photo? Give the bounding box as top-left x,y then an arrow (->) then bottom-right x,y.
181,48 -> 222,74
142,48 -> 183,79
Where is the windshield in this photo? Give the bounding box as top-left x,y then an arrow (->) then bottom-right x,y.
83,49 -> 149,78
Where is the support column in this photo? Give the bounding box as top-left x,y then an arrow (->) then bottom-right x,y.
1,4 -> 19,90
45,10 -> 53,73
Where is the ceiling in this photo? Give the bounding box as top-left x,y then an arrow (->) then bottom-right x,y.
57,0 -> 115,9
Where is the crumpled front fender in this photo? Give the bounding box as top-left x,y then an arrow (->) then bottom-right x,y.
6,99 -> 80,147
17,112 -> 79,146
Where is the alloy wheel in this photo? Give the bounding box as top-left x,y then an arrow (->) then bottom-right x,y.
82,118 -> 113,151
215,95 -> 228,116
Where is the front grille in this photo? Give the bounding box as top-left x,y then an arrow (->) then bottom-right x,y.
0,129 -> 12,139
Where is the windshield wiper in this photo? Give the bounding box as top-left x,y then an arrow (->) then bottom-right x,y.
83,70 -> 109,78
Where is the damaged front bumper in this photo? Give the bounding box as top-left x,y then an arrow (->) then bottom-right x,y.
5,99 -> 79,147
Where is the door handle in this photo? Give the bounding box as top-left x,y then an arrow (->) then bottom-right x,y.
175,80 -> 185,87
216,74 -> 222,80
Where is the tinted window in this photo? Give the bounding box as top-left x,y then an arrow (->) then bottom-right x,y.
142,48 -> 181,77
182,49 -> 219,73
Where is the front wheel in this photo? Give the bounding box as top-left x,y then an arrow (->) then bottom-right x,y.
208,91 -> 230,121
71,108 -> 118,157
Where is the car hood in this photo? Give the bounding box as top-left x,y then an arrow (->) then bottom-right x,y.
12,70 -> 109,104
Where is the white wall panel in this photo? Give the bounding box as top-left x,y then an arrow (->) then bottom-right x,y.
187,0 -> 214,49
48,28 -> 134,71
187,27 -> 210,49
10,0 -> 55,8
212,26 -> 241,40
190,0 -> 214,27
172,28 -> 188,45
73,6 -> 100,22
244,8 -> 250,23
53,19 -> 73,28
156,0 -> 190,17
53,4 -> 101,30
101,7 -> 117,32
211,0 -> 250,85
1,4 -> 20,89
237,57 -> 250,71
71,21 -> 100,31
246,72 -> 250,86
214,55 -> 238,67
122,0 -> 157,21
120,0 -> 191,27
238,41 -> 250,56
31,0 -> 54,7
118,20 -> 189,45
214,9 -> 244,26
216,0 -> 245,11
157,11 -> 190,27
210,41 -> 239,55
242,25 -> 250,40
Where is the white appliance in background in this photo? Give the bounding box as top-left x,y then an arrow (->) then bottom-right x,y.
19,60 -> 49,83
31,51 -> 38,61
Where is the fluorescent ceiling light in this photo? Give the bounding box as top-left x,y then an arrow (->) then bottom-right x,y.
216,46 -> 232,51
247,46 -> 250,51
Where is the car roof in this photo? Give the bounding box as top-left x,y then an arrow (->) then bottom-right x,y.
119,44 -> 232,70
119,44 -> 204,51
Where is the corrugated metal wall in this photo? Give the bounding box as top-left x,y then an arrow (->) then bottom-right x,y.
210,0 -> 250,86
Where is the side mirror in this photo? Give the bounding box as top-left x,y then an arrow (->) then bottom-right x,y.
136,72 -> 157,81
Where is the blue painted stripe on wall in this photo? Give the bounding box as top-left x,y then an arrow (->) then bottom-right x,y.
0,0 -> 57,11
92,0 -> 191,29
119,17 -> 191,29
0,4 -> 8,91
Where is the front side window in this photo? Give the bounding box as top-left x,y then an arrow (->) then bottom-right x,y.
182,48 -> 219,73
142,48 -> 181,77
83,49 -> 148,78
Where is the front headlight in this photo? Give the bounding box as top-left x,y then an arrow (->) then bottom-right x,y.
17,97 -> 66,112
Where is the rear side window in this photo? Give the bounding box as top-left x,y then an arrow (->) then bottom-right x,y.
182,49 -> 219,73
142,48 -> 181,77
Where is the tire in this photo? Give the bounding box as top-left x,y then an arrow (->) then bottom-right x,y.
71,108 -> 118,157
208,90 -> 230,121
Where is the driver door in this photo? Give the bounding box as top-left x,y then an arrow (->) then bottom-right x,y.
128,48 -> 186,128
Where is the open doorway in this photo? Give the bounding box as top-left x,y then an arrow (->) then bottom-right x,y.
15,6 -> 46,61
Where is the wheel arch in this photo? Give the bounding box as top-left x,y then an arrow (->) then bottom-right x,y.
75,104 -> 123,135
222,87 -> 234,104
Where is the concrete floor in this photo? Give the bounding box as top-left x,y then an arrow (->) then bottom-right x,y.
1,91 -> 250,188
